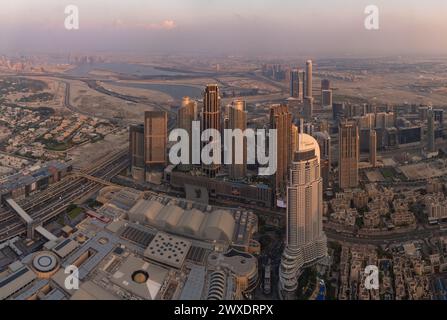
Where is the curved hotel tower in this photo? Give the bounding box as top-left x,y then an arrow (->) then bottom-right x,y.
279,132 -> 327,296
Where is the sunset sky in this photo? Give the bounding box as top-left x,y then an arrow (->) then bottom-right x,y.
1,0 -> 447,56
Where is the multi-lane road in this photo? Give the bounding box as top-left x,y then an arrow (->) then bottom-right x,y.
325,227 -> 447,245
0,149 -> 129,242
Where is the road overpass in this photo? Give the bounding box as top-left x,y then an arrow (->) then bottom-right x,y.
4,198 -> 58,241
0,149 -> 129,242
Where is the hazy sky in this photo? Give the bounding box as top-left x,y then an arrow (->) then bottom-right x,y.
1,0 -> 447,56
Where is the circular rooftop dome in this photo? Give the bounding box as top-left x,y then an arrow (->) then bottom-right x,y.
32,251 -> 59,278
296,133 -> 320,161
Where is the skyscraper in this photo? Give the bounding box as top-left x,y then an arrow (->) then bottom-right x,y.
177,97 -> 198,170
129,124 -> 145,181
339,120 -> 359,189
375,112 -> 394,129
144,111 -> 167,170
427,107 -> 435,152
305,60 -> 313,98
201,84 -> 221,177
321,90 -> 332,108
314,131 -> 331,189
333,102 -> 345,121
270,104 -> 292,198
291,123 -> 299,154
228,100 -> 247,180
321,79 -> 330,91
290,69 -> 301,100
303,96 -> 314,120
279,132 -> 327,296
434,109 -> 444,127
370,129 -> 377,167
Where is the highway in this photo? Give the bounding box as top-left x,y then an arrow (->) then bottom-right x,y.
194,189 -> 447,245
324,227 -> 447,245
84,80 -> 177,130
0,149 -> 129,242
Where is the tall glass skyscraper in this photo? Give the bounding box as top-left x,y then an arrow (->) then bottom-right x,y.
427,106 -> 435,152
201,84 -> 221,177
305,60 -> 313,98
290,69 -> 301,100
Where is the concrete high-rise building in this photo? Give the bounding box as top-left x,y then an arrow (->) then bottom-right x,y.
177,97 -> 198,170
201,84 -> 221,177
357,113 -> 375,130
291,123 -> 299,155
228,100 -> 247,180
270,104 -> 292,198
434,109 -> 444,127
370,129 -> 377,167
303,122 -> 314,135
419,106 -> 429,121
333,103 -> 345,121
427,107 -> 435,152
314,131 -> 331,169
129,124 -> 145,181
144,111 -> 167,170
321,90 -> 332,108
290,69 -> 301,100
338,120 -> 359,189
304,60 -> 313,98
375,112 -> 394,129
303,96 -> 314,120
314,131 -> 331,190
318,120 -> 329,133
299,71 -> 306,99
279,132 -> 327,296
346,104 -> 367,118
180,96 -> 198,119
321,79 -> 330,91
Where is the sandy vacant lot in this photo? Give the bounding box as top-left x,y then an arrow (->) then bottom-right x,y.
332,72 -> 447,106
68,80 -> 155,122
68,130 -> 128,169
399,162 -> 447,180
365,170 -> 385,182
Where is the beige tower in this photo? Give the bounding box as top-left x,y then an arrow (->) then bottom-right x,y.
228,100 -> 247,180
279,133 -> 327,295
314,131 -> 331,190
291,123 -> 299,154
270,104 -> 292,198
144,111 -> 167,169
129,124 -> 145,181
305,60 -> 313,98
178,97 -> 198,170
303,96 -> 314,120
338,120 -> 359,189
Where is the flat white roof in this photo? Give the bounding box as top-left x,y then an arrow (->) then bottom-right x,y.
35,226 -> 58,242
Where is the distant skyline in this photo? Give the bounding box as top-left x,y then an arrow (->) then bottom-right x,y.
1,0 -> 447,56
